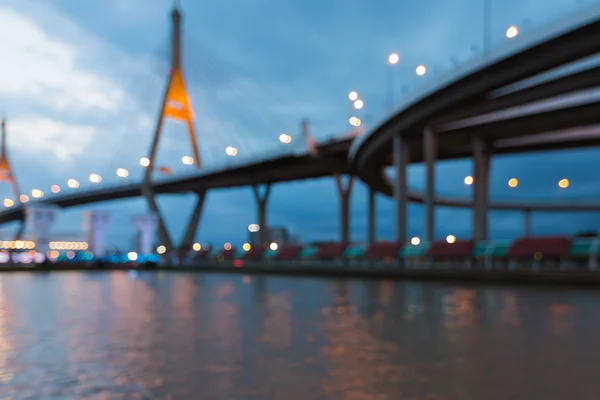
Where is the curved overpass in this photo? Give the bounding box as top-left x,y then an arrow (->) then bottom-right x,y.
3,137 -> 600,226
350,4 -> 600,196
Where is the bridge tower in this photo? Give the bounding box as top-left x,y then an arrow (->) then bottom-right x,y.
0,119 -> 24,239
141,1 -> 206,258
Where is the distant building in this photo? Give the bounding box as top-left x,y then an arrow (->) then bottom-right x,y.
248,226 -> 290,246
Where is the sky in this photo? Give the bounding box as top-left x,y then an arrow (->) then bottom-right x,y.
1,0 -> 600,250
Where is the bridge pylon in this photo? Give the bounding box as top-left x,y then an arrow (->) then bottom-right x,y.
0,118 -> 24,240
141,2 -> 204,259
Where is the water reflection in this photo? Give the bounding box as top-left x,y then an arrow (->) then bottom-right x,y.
0,273 -> 599,398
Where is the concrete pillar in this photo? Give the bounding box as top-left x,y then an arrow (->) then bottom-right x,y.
252,184 -> 271,246
472,135 -> 491,241
25,206 -> 57,253
133,213 -> 158,255
335,174 -> 354,244
524,209 -> 531,237
393,135 -> 409,243
178,192 -> 206,253
368,188 -> 376,244
424,127 -> 436,243
83,211 -> 111,256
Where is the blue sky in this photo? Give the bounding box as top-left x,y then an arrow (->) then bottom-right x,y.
0,0 -> 599,250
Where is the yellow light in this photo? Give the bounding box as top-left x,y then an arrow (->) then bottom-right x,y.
416,65 -> 427,76
464,176 -> 474,185
51,184 -> 60,193
388,52 -> 400,65
139,157 -> 150,167
116,168 -> 129,178
156,245 -> 166,254
446,235 -> 456,244
15,240 -> 24,249
353,99 -> 364,110
348,91 -> 358,101
67,179 -> 80,188
508,178 -> 519,188
349,117 -> 361,127
269,242 -> 278,251
506,25 -> 519,38
225,147 -> 238,156
89,173 -> 102,183
242,243 -> 251,251
3,199 -> 13,207
248,224 -> 260,232
224,242 -> 232,250
182,156 -> 194,165
558,178 -> 569,189
410,236 -> 420,246
279,133 -> 292,144
19,194 -> 29,203
192,242 -> 201,251
31,189 -> 43,198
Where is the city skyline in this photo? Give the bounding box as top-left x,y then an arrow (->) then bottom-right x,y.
1,0 -> 599,248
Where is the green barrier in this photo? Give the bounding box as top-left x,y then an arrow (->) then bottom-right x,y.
400,244 -> 429,257
300,247 -> 318,259
569,238 -> 600,257
473,242 -> 511,258
343,244 -> 367,259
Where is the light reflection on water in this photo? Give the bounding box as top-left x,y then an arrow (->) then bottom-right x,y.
0,271 -> 599,399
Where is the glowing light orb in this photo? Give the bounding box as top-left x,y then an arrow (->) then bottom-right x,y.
388,52 -> 400,65
139,157 -> 150,167
269,242 -> 278,251
464,176 -> 474,185
225,147 -> 238,156
248,224 -> 260,232
506,25 -> 519,38
116,168 -> 129,178
410,236 -> 420,246
89,173 -> 102,183
446,235 -> 456,244
348,91 -> 358,101
416,65 -> 427,76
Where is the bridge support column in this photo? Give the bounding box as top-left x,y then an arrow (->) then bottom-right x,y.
25,206 -> 58,253
368,188 -> 376,244
393,135 -> 409,244
472,135 -> 491,241
252,184 -> 271,247
133,213 -> 158,256
524,209 -> 531,237
178,191 -> 206,254
335,174 -> 354,244
141,184 -> 173,252
83,211 -> 111,257
424,127 -> 436,243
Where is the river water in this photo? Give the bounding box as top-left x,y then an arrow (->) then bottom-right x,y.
0,271 -> 599,399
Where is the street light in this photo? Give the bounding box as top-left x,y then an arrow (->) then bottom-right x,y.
558,178 -> 569,188
67,179 -> 80,189
181,156 -> 194,165
508,178 -> 518,188
387,52 -> 399,110
416,65 -> 427,76
225,146 -> 238,156
89,173 -> 102,183
464,176 -> 474,185
446,234 -> 456,244
279,133 -> 292,144
116,168 -> 129,178
51,184 -> 60,193
349,117 -> 361,127
139,157 -> 150,167
348,91 -> 358,101
506,25 -> 519,38
353,99 -> 364,110
388,52 -> 399,65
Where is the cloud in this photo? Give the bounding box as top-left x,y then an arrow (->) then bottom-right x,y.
0,7 -> 124,113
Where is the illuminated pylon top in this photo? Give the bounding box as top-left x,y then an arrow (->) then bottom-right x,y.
144,0 -> 201,183
0,118 -> 20,201
0,119 -> 14,182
